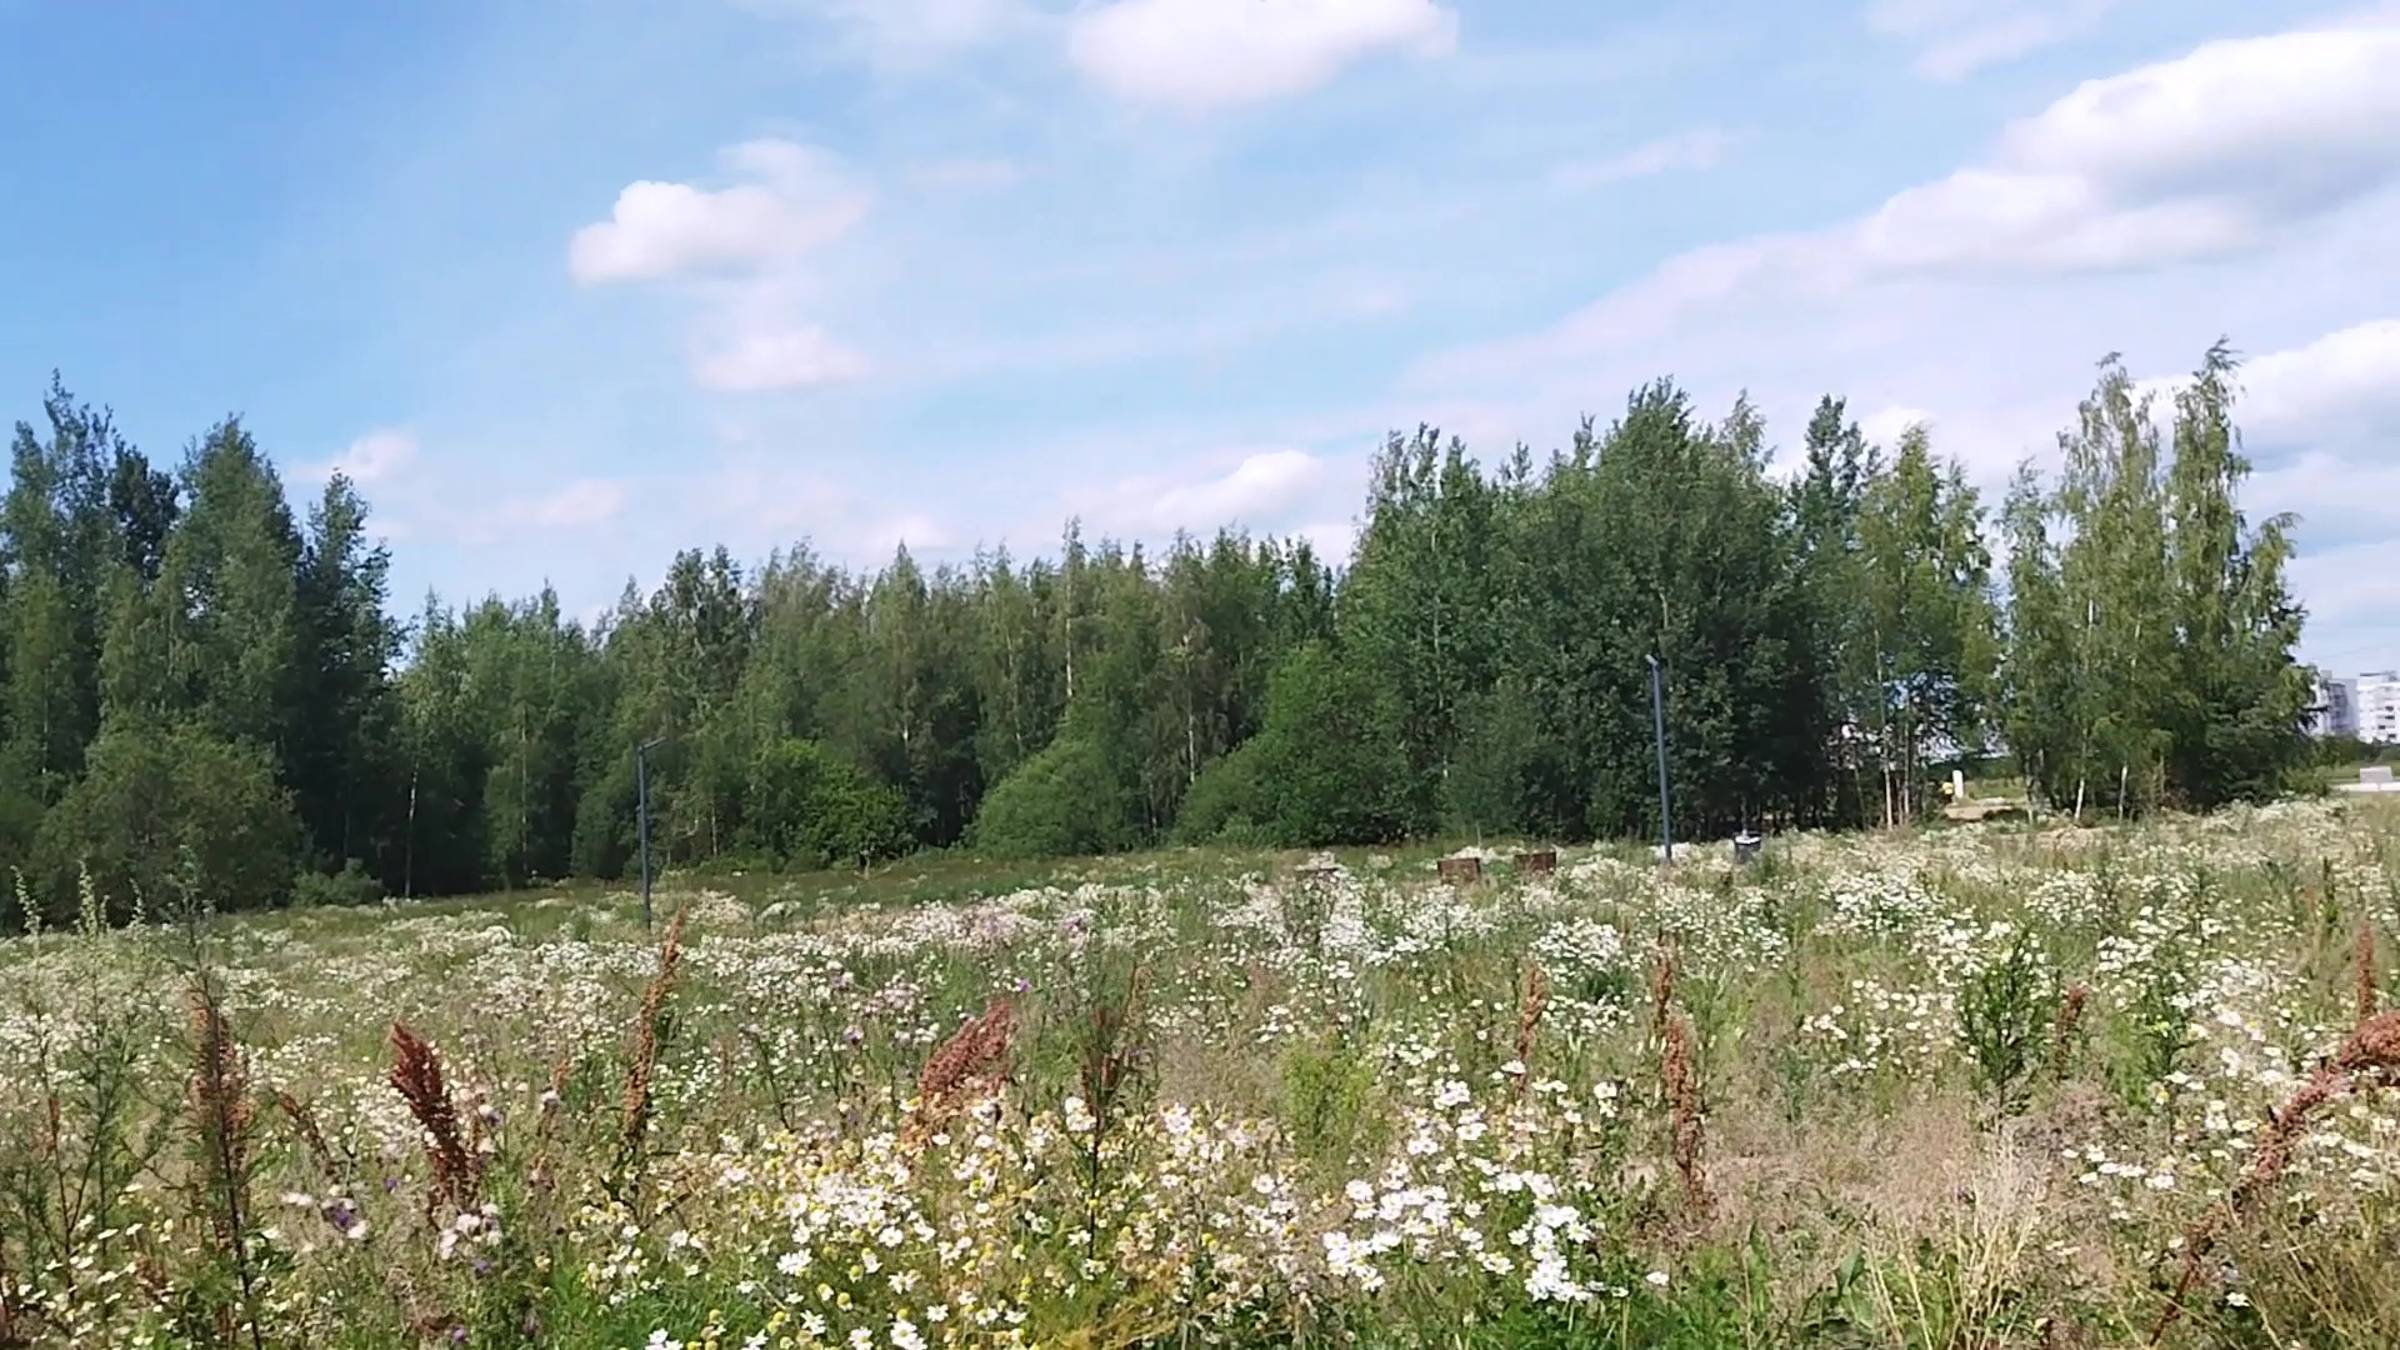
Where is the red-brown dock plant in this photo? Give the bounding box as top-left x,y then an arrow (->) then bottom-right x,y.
1514,964 -> 1551,1096
186,978 -> 264,1350
388,1022 -> 480,1215
2150,1010 -> 2400,1344
909,997 -> 1015,1145
2051,982 -> 2089,1076
614,899 -> 688,1191
1663,1010 -> 1710,1218
1649,940 -> 1679,1039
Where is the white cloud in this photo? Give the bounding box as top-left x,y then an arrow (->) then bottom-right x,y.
692,323 -> 872,391
1858,404 -> 1931,448
2292,539 -> 2400,657
1069,448 -> 1340,537
678,457 -> 959,558
518,479 -> 628,530
1550,128 -> 1738,191
1296,517 -> 1359,562
753,0 -> 1032,68
1864,23 -> 2400,275
1432,18 -> 2400,390
1399,16 -> 2400,666
569,140 -> 868,285
1867,0 -> 2114,81
300,428 -> 417,485
2234,319 -> 2400,444
2140,320 -> 2400,555
1068,0 -> 1456,109
573,140 -> 875,393
908,156 -> 1024,192
1153,449 -> 1330,525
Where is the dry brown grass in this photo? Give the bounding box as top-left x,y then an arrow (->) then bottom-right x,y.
274,1089 -> 343,1188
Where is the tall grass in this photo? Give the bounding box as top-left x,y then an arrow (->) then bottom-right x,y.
0,802 -> 2392,1345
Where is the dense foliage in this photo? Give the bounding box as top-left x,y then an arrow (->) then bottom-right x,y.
0,346 -> 2314,914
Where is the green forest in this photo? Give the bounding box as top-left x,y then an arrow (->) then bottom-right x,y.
0,343 -> 2312,921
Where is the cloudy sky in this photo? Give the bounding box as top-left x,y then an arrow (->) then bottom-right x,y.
2,0 -> 2395,670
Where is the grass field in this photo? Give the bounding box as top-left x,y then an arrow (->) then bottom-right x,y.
5,801 -> 2400,1348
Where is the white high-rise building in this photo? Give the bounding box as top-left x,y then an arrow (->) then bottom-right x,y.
2360,672 -> 2400,745
2316,676 -> 2358,738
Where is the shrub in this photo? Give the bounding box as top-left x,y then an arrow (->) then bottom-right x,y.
1958,928 -> 2049,1110
33,718 -> 301,920
1283,1034 -> 1381,1166
1171,739 -> 1269,844
1251,642 -> 1416,846
291,858 -> 384,908
1444,678 -> 1579,839
972,736 -> 1138,858
740,739 -> 911,869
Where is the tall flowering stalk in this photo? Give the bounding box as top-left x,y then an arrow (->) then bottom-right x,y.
615,900 -> 688,1192
2051,982 -> 2089,1077
186,979 -> 264,1350
1514,964 -> 1551,1092
910,997 -> 1015,1145
388,1023 -> 480,1214
1649,941 -> 1679,1040
2150,1011 -> 2400,1343
1664,1011 -> 1710,1217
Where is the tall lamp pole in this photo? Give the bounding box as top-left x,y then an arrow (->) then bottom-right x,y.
637,736 -> 666,932
1646,654 -> 1673,864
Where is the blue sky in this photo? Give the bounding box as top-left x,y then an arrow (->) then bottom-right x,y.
2,0 -> 2396,670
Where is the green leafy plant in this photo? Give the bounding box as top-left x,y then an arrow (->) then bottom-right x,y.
1959,928 -> 2050,1110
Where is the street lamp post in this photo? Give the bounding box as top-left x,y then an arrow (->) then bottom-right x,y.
1646,654 -> 1673,864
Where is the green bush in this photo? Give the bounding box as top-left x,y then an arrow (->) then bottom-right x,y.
740,739 -> 911,869
291,858 -> 385,908
1172,739 -> 1269,844
1164,644 -> 1417,850
1251,642 -> 1416,846
971,736 -> 1138,858
33,718 -> 301,920
1957,928 -> 2049,1110
1283,1034 -> 1381,1166
1445,678 -> 1581,839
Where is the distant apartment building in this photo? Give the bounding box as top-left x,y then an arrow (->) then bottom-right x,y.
2317,675 -> 2359,738
2361,672 -> 2400,745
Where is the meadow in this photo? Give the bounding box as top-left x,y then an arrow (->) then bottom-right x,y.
4,800 -> 2399,1348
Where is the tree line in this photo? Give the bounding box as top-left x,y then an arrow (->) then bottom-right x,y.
0,344 -> 2312,919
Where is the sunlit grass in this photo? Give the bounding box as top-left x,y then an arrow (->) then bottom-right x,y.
2,800 -> 2397,1347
